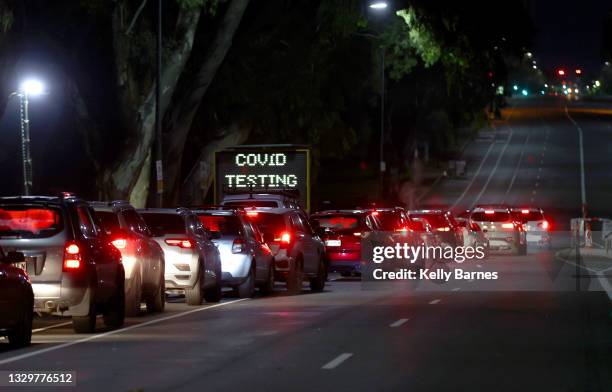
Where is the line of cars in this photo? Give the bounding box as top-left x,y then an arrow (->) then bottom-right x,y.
0,190 -> 552,347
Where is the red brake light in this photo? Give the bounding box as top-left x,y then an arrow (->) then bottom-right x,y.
371,211 -> 379,216
280,232 -> 291,244
246,211 -> 259,217
436,227 -> 450,232
165,239 -> 193,249
485,210 -> 495,215
395,227 -> 408,232
232,238 -> 244,253
542,221 -> 549,230
353,232 -> 362,236
521,209 -> 529,214
63,242 -> 82,271
112,238 -> 127,250
501,223 -> 514,229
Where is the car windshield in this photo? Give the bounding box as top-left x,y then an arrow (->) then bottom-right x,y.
410,213 -> 447,229
96,211 -> 121,234
471,211 -> 511,222
198,214 -> 242,236
248,212 -> 286,235
223,200 -> 278,208
140,213 -> 186,235
0,206 -> 63,238
376,212 -> 403,231
513,210 -> 544,222
312,215 -> 364,233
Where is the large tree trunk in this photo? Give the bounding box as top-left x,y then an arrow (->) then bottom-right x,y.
180,123 -> 250,205
163,0 -> 250,205
103,2 -> 202,202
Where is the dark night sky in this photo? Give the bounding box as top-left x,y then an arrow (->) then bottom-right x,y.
534,0 -> 611,75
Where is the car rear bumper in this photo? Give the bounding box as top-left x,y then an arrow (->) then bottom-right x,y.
32,279 -> 91,317
328,260 -> 361,273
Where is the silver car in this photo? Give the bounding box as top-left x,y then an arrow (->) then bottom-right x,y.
470,205 -> 526,255
0,195 -> 125,333
193,208 -> 275,297
511,207 -> 551,249
138,208 -> 222,305
91,201 -> 166,316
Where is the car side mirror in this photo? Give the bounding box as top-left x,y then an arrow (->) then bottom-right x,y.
4,251 -> 25,264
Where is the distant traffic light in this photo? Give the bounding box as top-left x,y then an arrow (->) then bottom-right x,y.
557,69 -> 565,76
575,69 -> 582,75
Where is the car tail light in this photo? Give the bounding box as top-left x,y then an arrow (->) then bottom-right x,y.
165,239 -> 194,249
63,242 -> 82,271
353,232 -> 362,236
371,211 -> 379,216
273,231 -> 291,248
111,238 -> 127,250
521,209 -> 530,214
501,223 -> 514,229
485,210 -> 495,215
232,238 -> 245,253
436,227 -> 450,232
542,221 -> 549,230
246,211 -> 258,217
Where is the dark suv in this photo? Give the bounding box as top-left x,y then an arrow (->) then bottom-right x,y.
91,201 -> 166,316
0,195 -> 125,333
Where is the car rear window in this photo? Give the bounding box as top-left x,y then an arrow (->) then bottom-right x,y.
248,212 -> 286,235
0,206 -> 63,238
409,213 -> 447,229
140,213 -> 186,235
471,211 -> 511,222
513,210 -> 544,222
223,201 -> 278,208
198,214 -> 242,236
96,211 -> 121,234
311,215 -> 365,233
376,212 -> 403,231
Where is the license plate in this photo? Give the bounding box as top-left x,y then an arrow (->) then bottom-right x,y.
325,240 -> 341,247
14,261 -> 27,271
526,234 -> 541,242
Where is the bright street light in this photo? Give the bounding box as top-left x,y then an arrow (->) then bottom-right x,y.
369,1 -> 388,9
20,79 -> 45,96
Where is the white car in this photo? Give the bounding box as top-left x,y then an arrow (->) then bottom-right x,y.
470,206 -> 526,255
512,207 -> 551,249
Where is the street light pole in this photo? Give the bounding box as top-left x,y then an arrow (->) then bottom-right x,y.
155,0 -> 164,207
379,48 -> 385,200
19,92 -> 33,195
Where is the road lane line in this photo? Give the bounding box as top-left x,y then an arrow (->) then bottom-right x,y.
564,106 -> 587,206
452,287 -> 461,291
451,140 -> 496,209
473,128 -> 514,205
503,130 -> 530,203
0,299 -> 249,366
389,318 -> 409,328
322,353 -> 353,370
429,299 -> 441,305
31,321 -> 73,334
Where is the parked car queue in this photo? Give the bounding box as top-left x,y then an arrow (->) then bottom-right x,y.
0,192 -> 551,346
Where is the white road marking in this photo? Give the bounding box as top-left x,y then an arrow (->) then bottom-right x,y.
389,318 -> 409,328
555,251 -> 612,301
477,264 -> 482,268
474,129 -> 514,205
564,106 -> 586,206
503,130 -> 530,203
535,182 -> 539,187
322,353 -> 353,370
452,140 -> 497,209
532,190 -> 537,195
0,299 -> 250,366
31,321 -> 73,334
452,287 -> 461,292
429,299 -> 441,305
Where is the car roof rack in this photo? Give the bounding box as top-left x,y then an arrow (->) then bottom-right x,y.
221,185 -> 300,199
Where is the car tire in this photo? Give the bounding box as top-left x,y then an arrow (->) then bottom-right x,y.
73,296 -> 97,334
103,275 -> 126,329
286,257 -> 303,295
204,262 -> 222,303
125,269 -> 142,317
146,270 -> 166,313
309,257 -> 326,292
7,297 -> 33,348
236,266 -> 255,298
185,268 -> 204,306
259,263 -> 275,296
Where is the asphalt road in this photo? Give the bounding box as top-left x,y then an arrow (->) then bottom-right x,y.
1,97 -> 612,391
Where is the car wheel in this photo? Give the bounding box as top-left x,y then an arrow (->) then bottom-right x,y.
125,269 -> 142,317
103,275 -> 126,329
309,257 -> 326,292
73,295 -> 97,334
236,266 -> 255,298
146,270 -> 166,313
286,257 -> 303,295
259,263 -> 275,296
204,265 -> 222,303
7,298 -> 33,348
185,268 -> 204,306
